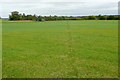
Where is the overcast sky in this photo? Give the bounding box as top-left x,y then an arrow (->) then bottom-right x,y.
0,0 -> 119,18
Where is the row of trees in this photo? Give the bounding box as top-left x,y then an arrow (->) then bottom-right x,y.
82,15 -> 119,20
9,11 -> 81,21
9,11 -> 119,21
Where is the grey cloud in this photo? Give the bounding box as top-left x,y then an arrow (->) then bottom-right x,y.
0,1 -> 118,18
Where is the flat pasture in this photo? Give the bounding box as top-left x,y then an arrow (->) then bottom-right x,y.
2,20 -> 118,78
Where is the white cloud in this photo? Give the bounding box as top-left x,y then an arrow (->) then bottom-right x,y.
0,0 -> 119,18
0,0 -> 119,2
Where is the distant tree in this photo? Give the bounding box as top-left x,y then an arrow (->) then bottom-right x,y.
26,15 -> 33,20
19,14 -> 23,20
114,15 -> 119,20
99,16 -> 106,20
9,11 -> 21,20
107,15 -> 115,20
82,16 -> 89,20
88,16 -> 96,20
96,15 -> 107,20
54,15 -> 57,20
37,16 -> 45,21
33,14 -> 37,21
61,16 -> 65,20
22,13 -> 26,20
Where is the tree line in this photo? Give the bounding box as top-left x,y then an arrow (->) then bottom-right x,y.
9,11 -> 119,21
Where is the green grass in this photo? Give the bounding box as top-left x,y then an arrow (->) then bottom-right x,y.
0,19 -> 2,79
2,20 -> 118,78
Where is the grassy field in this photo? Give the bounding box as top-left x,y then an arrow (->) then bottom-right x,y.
2,20 -> 118,78
0,19 -> 2,79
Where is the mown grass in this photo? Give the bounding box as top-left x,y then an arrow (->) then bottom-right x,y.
2,20 -> 118,78
0,19 -> 2,79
